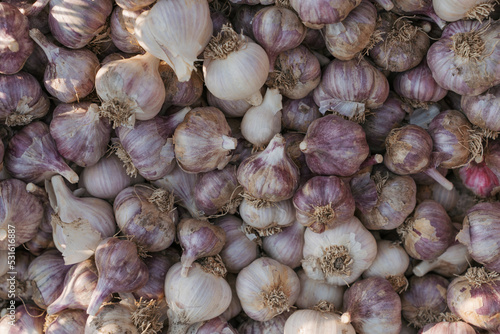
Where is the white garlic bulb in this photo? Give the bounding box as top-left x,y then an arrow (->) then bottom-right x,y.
134,0 -> 212,82
85,302 -> 138,334
295,269 -> 345,310
203,25 -> 270,106
284,309 -> 356,334
236,257 -> 300,322
239,198 -> 296,236
240,88 -> 282,147
302,216 -> 377,286
165,261 -> 232,334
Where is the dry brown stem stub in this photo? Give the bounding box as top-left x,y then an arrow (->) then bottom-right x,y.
464,266 -> 499,287
199,254 -> 227,278
110,141 -> 138,178
261,287 -> 289,314
387,274 -> 409,294
320,245 -> 353,277
452,31 -> 485,61
99,98 -> 137,129
148,188 -> 175,213
312,300 -> 337,313
465,2 -> 496,21
204,24 -> 245,60
132,298 -> 164,334
409,307 -> 440,328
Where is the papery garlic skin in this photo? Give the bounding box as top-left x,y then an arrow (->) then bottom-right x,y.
239,198 -> 296,233
45,309 -> 89,334
0,304 -> 45,333
238,311 -> 291,334
433,0 -> 497,22
302,216 -> 377,286
262,220 -> 305,269
135,0 -> 212,82
85,302 -> 138,334
290,0 -> 363,28
173,107 -> 237,173
236,257 -> 300,322
295,269 -> 345,310
284,310 -> 356,334
110,6 -> 143,54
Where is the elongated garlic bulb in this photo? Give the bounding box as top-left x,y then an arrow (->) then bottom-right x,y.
134,0 -> 212,82
302,216 -> 377,286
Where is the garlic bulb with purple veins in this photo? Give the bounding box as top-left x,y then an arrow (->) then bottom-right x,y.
187,316 -> 238,334
0,179 -> 43,249
165,261 -> 232,334
206,90 -> 253,118
302,216 -> 377,286
240,88 -> 283,148
300,115 -> 370,176
0,250 -> 33,302
398,200 -> 455,261
161,65 -> 204,108
135,0 -> 212,82
0,71 -> 50,126
357,171 -> 417,230
178,218 -> 226,277
79,153 -> 143,200
173,107 -> 237,173
221,273 -> 242,321
236,257 -> 300,322
0,3 -> 33,75
27,248 -> 72,309
237,133 -> 299,203
0,304 -> 44,333
281,94 -> 321,133
215,215 -> 260,274
419,321 -> 476,334
401,274 -> 449,328
85,302 -> 138,334
116,107 -> 189,181
293,175 -> 356,233
114,186 -> 177,253
134,249 -> 179,300
47,175 -> 116,265
284,309 -> 356,334
295,269 -> 345,310
45,309 -> 89,334
48,0 -> 113,49
238,312 -> 291,334
50,103 -> 111,167
194,165 -> 242,216
116,0 -> 155,11
5,122 -> 79,184
29,28 -> 99,103
110,6 -> 143,54
262,220 -> 305,269
456,202 -> 500,272
413,242 -> 471,278
362,240 -> 410,293
96,52 -> 165,128
239,198 -> 296,236
87,238 -> 149,316
341,277 -> 402,334
290,0 -> 362,29
47,258 -> 105,314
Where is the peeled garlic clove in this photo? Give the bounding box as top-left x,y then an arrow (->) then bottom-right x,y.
413,242 -> 471,278
341,277 -> 402,334
29,28 -> 99,103
47,258 -> 105,315
236,257 -> 300,322
239,198 -> 296,235
262,220 -> 305,269
284,309 -> 356,334
5,122 -> 79,184
173,107 -> 237,173
362,240 -> 410,293
178,218 -> 226,277
135,0 -> 212,82
203,24 -> 269,106
165,261 -> 232,334
0,71 -> 50,127
114,185 -> 177,253
194,165 -> 242,216
0,178 -> 44,249
293,175 -> 355,233
48,0 -> 113,49
0,304 -> 45,333
85,302 -> 138,334
27,248 -> 72,309
96,52 -> 166,128
240,88 -> 283,147
237,133 -> 299,202
302,216 -> 377,286
45,309 -> 88,334
214,215 -> 260,274
50,103 -> 111,167
0,3 -> 34,75
295,269 -> 345,310
87,238 -> 149,315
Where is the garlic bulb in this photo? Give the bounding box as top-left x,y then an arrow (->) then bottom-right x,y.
362,240 -> 410,293
114,185 -> 177,253
302,216 -> 377,286
236,257 -> 300,322
0,304 -> 45,333
290,0 -> 363,29
413,242 -> 471,277
284,309 -> 356,334
134,0 -> 212,82
47,175 -> 116,265
85,302 -> 138,334
110,6 -> 143,54
215,215 -> 260,273
206,90 -> 253,118
45,309 -> 88,334
203,24 -> 269,106
239,198 -> 296,235
96,52 -> 165,128
433,0 -> 497,22
173,107 -> 237,173
295,269 -> 345,310
240,88 -> 282,147
116,0 -> 155,11
262,220 -> 305,269
237,134 -> 299,202
238,311 -> 292,334
165,261 -> 232,334
220,273 -> 242,321
187,316 -> 238,334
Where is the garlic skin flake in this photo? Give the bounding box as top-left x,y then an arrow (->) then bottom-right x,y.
134,0 -> 212,82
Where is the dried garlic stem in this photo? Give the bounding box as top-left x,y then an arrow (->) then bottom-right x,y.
205,24 -> 245,60
387,274 -> 409,293
132,298 -> 165,334
241,192 -> 274,208
452,30 -> 485,61
464,267 -> 499,287
320,245 -> 353,277
261,287 -> 289,315
199,255 -> 227,278
313,300 -> 337,313
99,97 -> 138,128
309,203 -> 336,228
148,188 -> 176,213
410,307 -> 439,328
110,141 -> 138,177
466,3 -> 496,21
